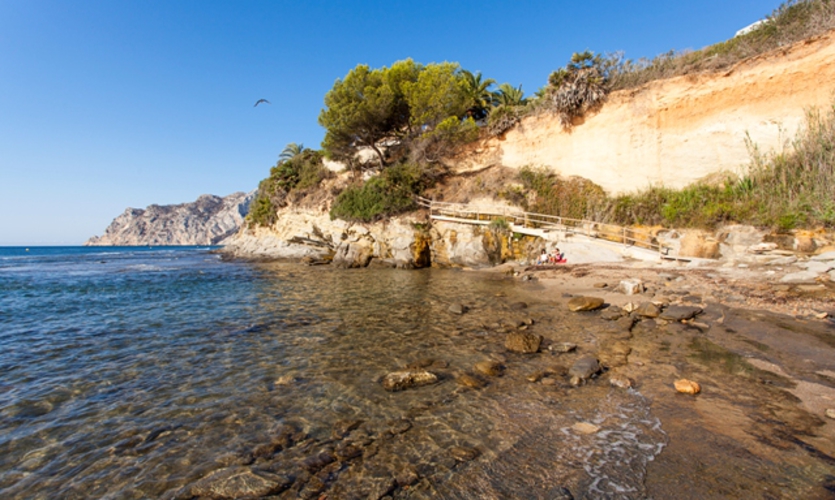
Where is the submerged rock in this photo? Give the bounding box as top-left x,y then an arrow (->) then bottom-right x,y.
674,379 -> 701,395
569,357 -> 601,385
571,422 -> 600,434
456,373 -> 486,389
567,296 -> 605,312
381,370 -> 439,392
505,332 -> 543,353
474,360 -> 505,377
186,466 -> 292,499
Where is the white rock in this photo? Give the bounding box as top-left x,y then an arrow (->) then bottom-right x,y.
747,242 -> 778,254
804,261 -> 834,274
811,251 -> 835,261
617,279 -> 644,295
780,270 -> 821,283
767,256 -> 797,266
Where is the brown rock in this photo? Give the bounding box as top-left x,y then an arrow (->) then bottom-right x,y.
505,331 -> 543,353
680,231 -> 721,259
474,360 -> 504,377
456,373 -> 486,389
381,370 -> 439,392
674,379 -> 701,395
568,296 -> 605,312
634,302 -> 660,318
609,374 -> 632,389
450,446 -> 480,462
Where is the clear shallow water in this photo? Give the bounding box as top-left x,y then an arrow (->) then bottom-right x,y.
0,246 -> 733,499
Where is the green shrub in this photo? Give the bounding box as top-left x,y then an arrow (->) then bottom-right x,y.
330,162 -> 434,222
247,149 -> 333,227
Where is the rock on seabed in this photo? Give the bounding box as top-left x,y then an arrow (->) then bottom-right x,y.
381,370 -> 439,392
567,296 -> 605,312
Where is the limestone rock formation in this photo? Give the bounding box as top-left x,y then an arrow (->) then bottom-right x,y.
85,192 -> 254,246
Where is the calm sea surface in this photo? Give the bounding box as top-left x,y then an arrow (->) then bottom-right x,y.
4,246 -> 828,499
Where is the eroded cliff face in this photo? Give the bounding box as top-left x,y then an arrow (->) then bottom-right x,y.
455,30 -> 835,194
86,192 -> 254,246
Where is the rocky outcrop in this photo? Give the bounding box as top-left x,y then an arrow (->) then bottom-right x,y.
86,192 -> 253,246
222,203 -> 535,268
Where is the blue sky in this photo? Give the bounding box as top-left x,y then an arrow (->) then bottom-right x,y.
0,0 -> 780,245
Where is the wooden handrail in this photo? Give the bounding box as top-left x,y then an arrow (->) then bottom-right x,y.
414,196 -> 668,254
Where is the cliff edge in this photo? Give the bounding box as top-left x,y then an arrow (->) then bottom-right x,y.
86,191 -> 254,246
455,29 -> 835,194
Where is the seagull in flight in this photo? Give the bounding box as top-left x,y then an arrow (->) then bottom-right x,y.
254,99 -> 271,107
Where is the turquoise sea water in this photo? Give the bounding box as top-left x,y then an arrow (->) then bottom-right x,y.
0,246 -> 668,499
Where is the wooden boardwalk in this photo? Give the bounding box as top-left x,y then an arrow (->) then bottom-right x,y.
416,196 -> 672,257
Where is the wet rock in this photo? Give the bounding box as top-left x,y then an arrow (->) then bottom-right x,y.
381,370 -> 439,392
599,341 -> 631,368
567,296 -> 605,312
509,301 -> 528,310
448,303 -> 468,314
332,419 -> 364,439
449,446 -> 480,462
593,282 -> 608,288
549,342 -> 577,354
300,450 -> 335,472
505,332 -> 543,353
386,418 -> 412,435
569,357 -> 600,385
456,373 -> 486,389
571,422 -> 600,434
187,467 -> 292,499
609,374 -> 632,389
526,370 -> 546,383
395,467 -> 420,487
474,360 -> 505,377
634,302 -> 660,318
540,377 -> 558,386
674,379 -> 701,395
600,306 -> 624,320
335,443 -> 362,460
548,486 -> 575,500
405,358 -> 434,369
617,279 -> 644,295
659,305 -> 703,322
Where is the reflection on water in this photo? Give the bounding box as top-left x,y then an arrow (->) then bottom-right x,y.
1,254 -> 833,499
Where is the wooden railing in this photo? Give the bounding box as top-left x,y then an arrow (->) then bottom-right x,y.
415,196 -> 669,255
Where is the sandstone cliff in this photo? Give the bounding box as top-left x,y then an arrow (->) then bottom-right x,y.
86,192 -> 254,246
455,30 -> 835,194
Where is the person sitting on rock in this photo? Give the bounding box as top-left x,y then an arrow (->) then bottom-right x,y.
551,247 -> 566,264
536,249 -> 549,265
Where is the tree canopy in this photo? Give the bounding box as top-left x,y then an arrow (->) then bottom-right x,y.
319,59 -> 478,167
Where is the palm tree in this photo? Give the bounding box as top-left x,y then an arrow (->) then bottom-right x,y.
493,83 -> 527,107
460,70 -> 496,120
279,142 -> 305,163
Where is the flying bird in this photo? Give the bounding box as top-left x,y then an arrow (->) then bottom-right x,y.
254,99 -> 271,107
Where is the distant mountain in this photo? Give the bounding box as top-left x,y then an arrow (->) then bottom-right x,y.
85,192 -> 254,246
